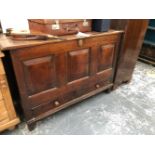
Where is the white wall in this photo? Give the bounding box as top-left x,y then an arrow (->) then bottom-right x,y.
0,19 -> 30,33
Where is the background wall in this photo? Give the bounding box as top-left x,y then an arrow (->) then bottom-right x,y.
0,19 -> 29,33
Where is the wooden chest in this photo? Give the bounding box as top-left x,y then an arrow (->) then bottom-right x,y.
0,30 -> 123,130
28,19 -> 92,36
0,52 -> 20,132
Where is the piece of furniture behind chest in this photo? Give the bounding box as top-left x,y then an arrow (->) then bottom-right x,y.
0,51 -> 20,132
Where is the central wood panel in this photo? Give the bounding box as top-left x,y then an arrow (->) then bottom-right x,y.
68,49 -> 90,82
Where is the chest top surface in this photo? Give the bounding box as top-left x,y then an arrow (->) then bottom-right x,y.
0,30 -> 123,51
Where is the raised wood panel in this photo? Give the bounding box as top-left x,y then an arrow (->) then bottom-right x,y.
68,49 -> 90,82
98,44 -> 114,72
23,56 -> 57,95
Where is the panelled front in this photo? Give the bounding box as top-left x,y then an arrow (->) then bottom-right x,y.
11,33 -> 120,120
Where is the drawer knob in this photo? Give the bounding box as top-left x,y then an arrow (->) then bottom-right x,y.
54,101 -> 60,106
95,84 -> 100,88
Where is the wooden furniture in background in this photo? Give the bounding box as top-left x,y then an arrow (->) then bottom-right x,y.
0,51 -> 20,132
0,30 -> 123,130
28,19 -> 92,36
139,19 -> 155,66
110,19 -> 149,89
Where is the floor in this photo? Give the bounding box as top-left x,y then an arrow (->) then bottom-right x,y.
2,61 -> 155,135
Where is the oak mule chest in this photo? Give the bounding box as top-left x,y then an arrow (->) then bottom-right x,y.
0,30 -> 123,130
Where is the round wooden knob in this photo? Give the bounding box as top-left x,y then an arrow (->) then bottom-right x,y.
54,101 -> 60,106
95,84 -> 100,88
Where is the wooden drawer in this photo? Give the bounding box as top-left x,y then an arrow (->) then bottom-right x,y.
31,80 -> 112,117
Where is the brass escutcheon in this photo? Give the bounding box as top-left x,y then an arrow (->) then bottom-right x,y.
78,39 -> 83,47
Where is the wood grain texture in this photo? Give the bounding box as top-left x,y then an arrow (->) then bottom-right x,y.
0,53 -> 20,132
110,20 -> 149,88
28,19 -> 92,36
68,49 -> 90,82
